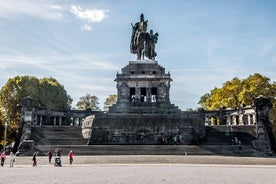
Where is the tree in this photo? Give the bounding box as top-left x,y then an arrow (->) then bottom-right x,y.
38,78 -> 72,110
198,73 -> 274,110
240,74 -> 271,105
104,94 -> 117,111
76,94 -> 100,111
0,75 -> 72,146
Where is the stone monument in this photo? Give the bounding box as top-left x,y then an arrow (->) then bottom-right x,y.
88,14 -> 205,145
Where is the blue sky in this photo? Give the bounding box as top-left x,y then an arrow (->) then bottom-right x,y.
0,0 -> 275,110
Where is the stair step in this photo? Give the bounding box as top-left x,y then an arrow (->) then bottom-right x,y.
29,145 -> 255,156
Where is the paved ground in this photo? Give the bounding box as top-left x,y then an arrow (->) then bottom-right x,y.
6,155 -> 276,165
1,155 -> 276,183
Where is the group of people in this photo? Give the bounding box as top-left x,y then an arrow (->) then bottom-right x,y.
46,149 -> 74,166
0,149 -> 74,167
32,149 -> 74,167
1,151 -> 15,167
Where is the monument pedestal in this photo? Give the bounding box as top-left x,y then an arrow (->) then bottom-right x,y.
88,60 -> 205,145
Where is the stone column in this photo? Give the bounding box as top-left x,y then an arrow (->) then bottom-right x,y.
253,113 -> 256,125
35,115 -> 38,125
40,115 -> 43,126
217,116 -> 220,125
227,115 -> 231,125
248,114 -> 251,125
79,118 -> 82,126
239,114 -> 244,125
157,86 -> 165,102
136,87 -> 140,102
210,117 -> 214,125
215,116 -> 218,125
232,116 -> 237,125
59,117 -> 62,126
146,87 -> 151,102
213,117 -> 217,125
53,116 -> 56,126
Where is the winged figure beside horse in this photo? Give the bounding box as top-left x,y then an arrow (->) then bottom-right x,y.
130,14 -> 159,60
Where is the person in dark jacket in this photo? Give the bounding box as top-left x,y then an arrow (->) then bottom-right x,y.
32,151 -> 38,167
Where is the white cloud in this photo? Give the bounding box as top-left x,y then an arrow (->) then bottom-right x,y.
70,5 -> 108,23
48,5 -> 62,10
49,12 -> 63,19
0,1 -> 64,20
81,24 -> 92,31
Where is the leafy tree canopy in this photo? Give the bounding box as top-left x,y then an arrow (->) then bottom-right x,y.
76,94 -> 100,111
198,73 -> 275,110
0,75 -> 72,145
104,94 -> 117,111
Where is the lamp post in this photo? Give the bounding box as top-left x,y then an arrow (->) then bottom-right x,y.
3,121 -> 7,152
1,92 -> 8,152
1,105 -> 8,152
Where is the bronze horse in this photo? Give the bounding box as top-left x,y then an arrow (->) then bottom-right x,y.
136,32 -> 150,60
130,20 -> 152,60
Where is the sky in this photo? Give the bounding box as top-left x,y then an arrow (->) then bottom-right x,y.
0,0 -> 276,110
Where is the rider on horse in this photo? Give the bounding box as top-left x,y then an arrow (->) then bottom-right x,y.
130,14 -> 158,60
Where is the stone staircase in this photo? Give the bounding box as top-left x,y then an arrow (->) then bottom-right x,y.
30,144 -> 256,156
20,125 -> 261,157
31,126 -> 88,146
204,125 -> 256,145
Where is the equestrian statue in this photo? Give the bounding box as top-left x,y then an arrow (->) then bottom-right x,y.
130,14 -> 159,60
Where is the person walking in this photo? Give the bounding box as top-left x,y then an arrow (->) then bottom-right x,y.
47,151 -> 52,164
68,150 -> 73,165
32,151 -> 38,167
55,148 -> 62,157
1,151 -> 6,166
9,152 -> 15,167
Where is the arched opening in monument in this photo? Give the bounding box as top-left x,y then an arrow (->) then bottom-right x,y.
50,116 -> 55,125
243,115 -> 248,125
130,87 -> 135,102
140,87 -> 146,102
235,116 -> 239,125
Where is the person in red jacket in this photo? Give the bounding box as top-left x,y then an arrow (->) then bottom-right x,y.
1,151 -> 6,166
68,150 -> 73,165
47,151 -> 52,164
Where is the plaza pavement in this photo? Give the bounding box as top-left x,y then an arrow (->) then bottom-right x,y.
1,155 -> 276,183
